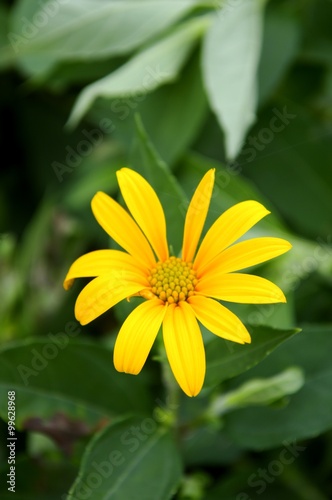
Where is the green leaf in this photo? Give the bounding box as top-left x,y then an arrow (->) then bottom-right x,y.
224,324 -> 332,449
205,326 -> 300,387
67,16 -> 211,128
10,0 -> 204,75
210,366 -> 304,415
89,51 -> 208,166
202,0 -> 264,159
68,416 -> 183,500
204,466 -> 292,500
0,338 -> 151,426
258,7 -> 301,104
136,52 -> 208,166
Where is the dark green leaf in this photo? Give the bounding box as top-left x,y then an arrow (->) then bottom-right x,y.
224,324 -> 332,449
68,416 -> 183,500
205,326 -> 300,387
242,104 -> 332,240
0,339 -> 151,426
258,8 -> 301,104
181,426 -> 242,466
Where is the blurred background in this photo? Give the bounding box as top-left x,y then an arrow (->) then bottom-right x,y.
1,0 -> 332,498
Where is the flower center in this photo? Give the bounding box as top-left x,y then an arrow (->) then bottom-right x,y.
147,256 -> 198,304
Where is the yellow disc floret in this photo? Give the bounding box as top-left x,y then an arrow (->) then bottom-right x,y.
146,256 -> 198,304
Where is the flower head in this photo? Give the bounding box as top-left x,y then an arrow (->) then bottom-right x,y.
64,168 -> 291,397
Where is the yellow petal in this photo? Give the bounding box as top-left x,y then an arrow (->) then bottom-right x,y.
117,168 -> 169,262
201,237 -> 292,276
75,271 -> 148,325
163,302 -> 205,397
182,169 -> 215,262
91,191 -> 155,269
194,201 -> 270,273
188,295 -> 250,344
63,249 -> 148,290
196,273 -> 286,304
114,299 -> 166,374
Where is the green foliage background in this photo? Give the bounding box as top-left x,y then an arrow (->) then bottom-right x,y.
1,0 -> 332,498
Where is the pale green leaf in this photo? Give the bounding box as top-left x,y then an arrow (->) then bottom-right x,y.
202,0 -> 264,158
67,16 -> 211,128
10,0 -> 204,75
211,366 -> 304,415
89,51 -> 208,166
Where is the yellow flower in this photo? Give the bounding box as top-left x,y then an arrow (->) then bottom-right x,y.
64,168 -> 291,397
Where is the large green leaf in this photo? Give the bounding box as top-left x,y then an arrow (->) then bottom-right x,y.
205,326 -> 300,387
202,0 -> 264,159
10,0 -> 204,75
68,416 -> 183,500
67,16 -> 211,128
224,324 -> 332,449
0,339 -> 151,426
